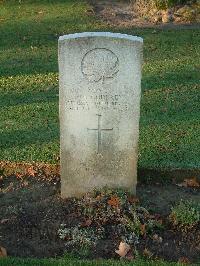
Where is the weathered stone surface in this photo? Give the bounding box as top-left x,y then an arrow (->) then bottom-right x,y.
59,32 -> 143,198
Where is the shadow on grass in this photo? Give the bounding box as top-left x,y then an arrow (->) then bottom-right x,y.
0,46 -> 58,77
0,6 -> 96,50
142,72 -> 199,91
0,0 -> 99,77
0,51 -> 198,86
1,6 -> 198,78
0,90 -> 58,108
0,126 -> 59,149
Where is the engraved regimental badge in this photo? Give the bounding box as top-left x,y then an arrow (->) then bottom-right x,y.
81,48 -> 119,83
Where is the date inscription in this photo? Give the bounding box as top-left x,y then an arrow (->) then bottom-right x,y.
65,94 -> 128,111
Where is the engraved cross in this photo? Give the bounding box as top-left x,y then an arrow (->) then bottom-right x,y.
87,114 -> 113,153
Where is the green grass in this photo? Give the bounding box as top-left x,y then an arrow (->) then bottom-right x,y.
0,257 -> 190,266
0,0 -> 200,169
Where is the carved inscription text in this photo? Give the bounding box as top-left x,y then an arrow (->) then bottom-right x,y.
65,94 -> 128,111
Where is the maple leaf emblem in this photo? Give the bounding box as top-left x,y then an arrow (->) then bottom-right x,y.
81,48 -> 119,83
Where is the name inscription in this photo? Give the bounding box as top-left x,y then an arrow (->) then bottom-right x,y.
65,94 -> 128,111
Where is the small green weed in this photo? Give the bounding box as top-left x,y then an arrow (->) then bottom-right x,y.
170,200 -> 200,227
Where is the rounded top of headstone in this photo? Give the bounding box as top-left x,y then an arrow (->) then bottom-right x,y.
59,32 -> 143,43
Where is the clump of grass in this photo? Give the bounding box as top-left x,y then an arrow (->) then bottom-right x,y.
170,200 -> 200,227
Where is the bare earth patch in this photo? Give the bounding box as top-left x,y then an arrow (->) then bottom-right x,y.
0,163 -> 199,263
89,0 -> 200,29
90,0 -> 147,28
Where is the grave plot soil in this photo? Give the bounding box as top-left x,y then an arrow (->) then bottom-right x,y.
89,0 -> 200,29
90,0 -> 142,28
0,164 -> 200,263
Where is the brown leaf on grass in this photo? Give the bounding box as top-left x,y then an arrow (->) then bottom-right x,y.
107,196 -> 120,208
177,177 -> 200,188
140,224 -> 146,236
0,246 -> 7,257
115,242 -> 131,257
143,248 -> 153,258
27,167 -> 37,177
178,257 -> 191,264
16,173 -> 23,180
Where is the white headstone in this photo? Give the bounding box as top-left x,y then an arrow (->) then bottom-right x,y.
59,32 -> 143,198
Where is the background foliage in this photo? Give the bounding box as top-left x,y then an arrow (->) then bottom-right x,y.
132,0 -> 197,10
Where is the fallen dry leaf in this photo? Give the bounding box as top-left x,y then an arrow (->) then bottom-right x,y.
140,224 -> 146,236
27,167 -> 37,177
177,177 -> 200,188
0,246 -> 7,257
107,196 -> 120,208
115,242 -> 131,257
143,248 -> 153,258
16,173 -> 23,180
178,257 -> 191,264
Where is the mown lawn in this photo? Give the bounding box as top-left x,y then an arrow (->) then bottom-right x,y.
0,257 -> 189,266
0,0 -> 199,170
